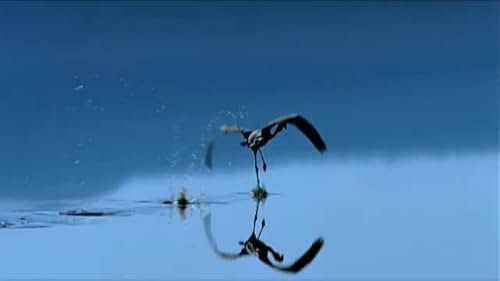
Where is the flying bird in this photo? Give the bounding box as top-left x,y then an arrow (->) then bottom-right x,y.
205,114 -> 326,187
202,213 -> 324,273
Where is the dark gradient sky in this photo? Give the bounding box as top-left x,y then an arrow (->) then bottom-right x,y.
0,2 -> 497,199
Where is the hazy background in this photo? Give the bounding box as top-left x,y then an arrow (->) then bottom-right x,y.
0,1 -> 497,199
0,2 -> 497,280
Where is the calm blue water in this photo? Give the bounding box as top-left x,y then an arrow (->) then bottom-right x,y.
0,2 -> 497,280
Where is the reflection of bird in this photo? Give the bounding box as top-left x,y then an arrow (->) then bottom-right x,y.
203,214 -> 324,273
205,114 -> 327,187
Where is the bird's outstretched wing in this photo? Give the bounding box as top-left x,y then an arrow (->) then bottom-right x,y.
202,214 -> 247,260
204,141 -> 216,169
260,237 -> 325,273
263,114 -> 327,152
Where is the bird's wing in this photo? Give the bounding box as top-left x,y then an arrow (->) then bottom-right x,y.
259,237 -> 324,273
204,141 -> 215,169
263,114 -> 327,152
202,214 -> 247,260
204,125 -> 252,169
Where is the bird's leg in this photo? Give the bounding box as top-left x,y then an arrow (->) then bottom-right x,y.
258,149 -> 267,172
257,219 -> 266,239
253,200 -> 260,233
253,151 -> 261,188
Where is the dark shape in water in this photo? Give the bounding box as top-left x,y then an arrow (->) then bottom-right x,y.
59,209 -> 116,217
0,220 -> 15,228
0,220 -> 50,229
205,114 -> 326,187
202,200 -> 324,273
251,186 -> 268,202
161,190 -> 190,206
162,190 -> 201,220
231,186 -> 280,203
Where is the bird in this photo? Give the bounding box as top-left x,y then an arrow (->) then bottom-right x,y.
205,113 -> 327,187
202,213 -> 325,274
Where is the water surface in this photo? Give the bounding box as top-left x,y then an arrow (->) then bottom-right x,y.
0,2 -> 497,280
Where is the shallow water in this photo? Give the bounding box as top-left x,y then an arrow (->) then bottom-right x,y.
0,153 -> 497,279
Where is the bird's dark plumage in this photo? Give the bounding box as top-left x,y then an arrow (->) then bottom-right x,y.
262,114 -> 327,152
205,114 -> 326,175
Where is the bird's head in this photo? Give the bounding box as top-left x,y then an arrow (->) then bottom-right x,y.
240,141 -> 248,147
220,124 -> 241,134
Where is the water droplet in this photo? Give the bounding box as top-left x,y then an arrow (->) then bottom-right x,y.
73,85 -> 84,91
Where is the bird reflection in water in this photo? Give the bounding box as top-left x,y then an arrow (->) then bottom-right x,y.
203,199 -> 324,273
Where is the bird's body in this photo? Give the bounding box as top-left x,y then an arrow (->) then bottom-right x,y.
247,130 -> 266,150
207,114 -> 327,187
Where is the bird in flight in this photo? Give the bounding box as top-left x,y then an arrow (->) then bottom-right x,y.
202,213 -> 324,273
205,114 -> 327,187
